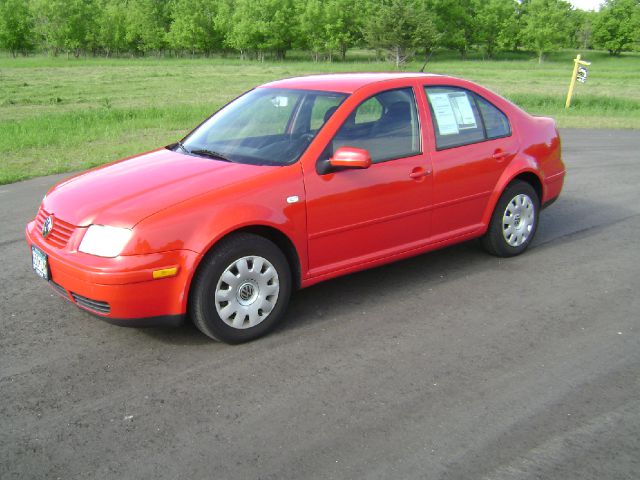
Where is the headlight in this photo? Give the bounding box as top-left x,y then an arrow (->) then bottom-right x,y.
79,225 -> 133,258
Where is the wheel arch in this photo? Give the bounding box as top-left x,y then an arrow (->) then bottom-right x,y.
230,225 -> 302,291
481,168 -> 544,229
182,224 -> 302,313
512,171 -> 543,204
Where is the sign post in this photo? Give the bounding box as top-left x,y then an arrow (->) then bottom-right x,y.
565,54 -> 591,109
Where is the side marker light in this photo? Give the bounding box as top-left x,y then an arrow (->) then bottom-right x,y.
153,267 -> 178,279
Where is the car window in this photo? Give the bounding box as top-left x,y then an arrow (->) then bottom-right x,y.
310,94 -> 347,131
475,94 -> 511,139
332,87 -> 421,163
425,86 -> 486,150
183,88 -> 347,166
206,90 -> 302,142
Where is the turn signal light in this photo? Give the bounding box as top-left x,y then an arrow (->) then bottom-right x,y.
152,267 -> 178,279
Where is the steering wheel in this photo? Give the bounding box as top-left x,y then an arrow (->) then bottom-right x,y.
285,132 -> 315,158
297,132 -> 315,144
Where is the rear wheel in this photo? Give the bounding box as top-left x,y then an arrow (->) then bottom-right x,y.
190,233 -> 291,343
481,180 -> 539,257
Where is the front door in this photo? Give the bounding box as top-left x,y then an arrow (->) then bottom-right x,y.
303,86 -> 433,277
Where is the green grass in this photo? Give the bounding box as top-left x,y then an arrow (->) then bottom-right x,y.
1,50 -> 639,184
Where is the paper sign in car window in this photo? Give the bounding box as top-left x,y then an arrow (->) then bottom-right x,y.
271,96 -> 289,108
448,92 -> 477,130
428,93 -> 459,135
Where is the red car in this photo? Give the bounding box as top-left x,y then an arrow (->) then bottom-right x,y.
26,73 -> 565,343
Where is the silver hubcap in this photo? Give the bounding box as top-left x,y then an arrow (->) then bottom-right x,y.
215,256 -> 279,329
502,194 -> 535,247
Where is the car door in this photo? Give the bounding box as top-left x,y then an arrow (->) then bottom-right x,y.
422,85 -> 517,241
303,85 -> 433,277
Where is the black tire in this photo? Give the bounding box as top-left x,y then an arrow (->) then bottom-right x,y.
189,233 -> 292,343
481,180 -> 540,257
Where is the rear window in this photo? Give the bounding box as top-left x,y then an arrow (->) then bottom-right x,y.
475,95 -> 511,139
425,86 -> 511,150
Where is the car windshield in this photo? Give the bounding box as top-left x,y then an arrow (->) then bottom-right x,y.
180,88 -> 348,166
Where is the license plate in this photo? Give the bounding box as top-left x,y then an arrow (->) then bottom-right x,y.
32,245 -> 49,280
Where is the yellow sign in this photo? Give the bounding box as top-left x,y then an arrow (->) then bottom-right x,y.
565,54 -> 591,109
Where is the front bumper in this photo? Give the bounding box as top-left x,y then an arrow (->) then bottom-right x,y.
26,221 -> 201,326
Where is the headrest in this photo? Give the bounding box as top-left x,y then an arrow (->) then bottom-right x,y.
385,101 -> 410,120
324,106 -> 338,124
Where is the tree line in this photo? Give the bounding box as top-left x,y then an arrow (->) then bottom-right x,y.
0,0 -> 638,64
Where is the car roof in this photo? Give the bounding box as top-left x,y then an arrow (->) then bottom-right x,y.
260,73 -> 445,94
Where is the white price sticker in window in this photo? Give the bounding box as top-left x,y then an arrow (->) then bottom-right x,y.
428,91 -> 478,135
449,92 -> 477,130
429,93 -> 459,135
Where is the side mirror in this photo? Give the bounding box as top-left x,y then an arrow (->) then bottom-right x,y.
329,147 -> 372,170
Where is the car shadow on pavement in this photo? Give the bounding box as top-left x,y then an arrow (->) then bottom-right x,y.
139,320 -> 213,346
276,194 -> 636,335
531,194 -> 639,250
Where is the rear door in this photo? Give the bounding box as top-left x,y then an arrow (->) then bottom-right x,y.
422,85 -> 517,241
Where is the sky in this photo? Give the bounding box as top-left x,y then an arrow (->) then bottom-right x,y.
569,0 -> 602,11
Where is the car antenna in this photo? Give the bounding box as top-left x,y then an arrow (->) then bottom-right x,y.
419,51 -> 434,73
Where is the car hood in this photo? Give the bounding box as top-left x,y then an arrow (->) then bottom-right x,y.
43,148 -> 273,228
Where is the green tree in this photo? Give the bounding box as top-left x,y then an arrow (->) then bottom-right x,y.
297,0 -> 329,61
9,0 -> 640,61
520,0 -> 573,63
125,0 -> 171,55
225,0 -> 295,60
64,0 -> 98,56
224,0 -> 263,59
264,0 -> 296,59
475,0 -> 519,57
30,0 -> 66,55
213,0 -> 235,54
167,0 -> 221,56
571,9 -> 598,49
364,0 -> 436,68
432,0 -> 478,58
593,0 -> 640,55
497,0 -> 527,51
412,0 -> 441,62
0,0 -> 34,56
96,0 -> 130,56
324,0 -> 361,61
30,0 -> 96,57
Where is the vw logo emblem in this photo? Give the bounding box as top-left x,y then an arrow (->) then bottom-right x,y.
42,215 -> 54,238
236,281 -> 258,306
239,284 -> 254,302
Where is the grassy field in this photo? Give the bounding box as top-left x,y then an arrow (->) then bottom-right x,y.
1,50 -> 639,184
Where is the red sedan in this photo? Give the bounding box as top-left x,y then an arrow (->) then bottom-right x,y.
26,73 -> 565,343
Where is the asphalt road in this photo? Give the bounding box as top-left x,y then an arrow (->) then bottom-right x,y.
1,129 -> 639,480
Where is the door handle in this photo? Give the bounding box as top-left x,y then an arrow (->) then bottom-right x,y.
409,167 -> 432,179
492,151 -> 512,161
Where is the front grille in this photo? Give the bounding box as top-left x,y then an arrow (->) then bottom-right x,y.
35,209 -> 76,249
70,292 -> 111,315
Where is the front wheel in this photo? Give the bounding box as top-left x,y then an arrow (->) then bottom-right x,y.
481,180 -> 540,257
189,233 -> 292,343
